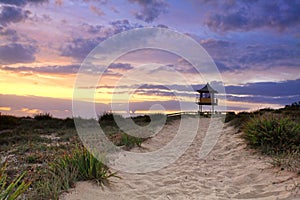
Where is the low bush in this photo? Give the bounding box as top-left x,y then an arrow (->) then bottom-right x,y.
224,112 -> 236,123
228,112 -> 251,130
243,114 -> 300,154
34,113 -> 53,120
99,112 -> 124,124
119,133 -> 142,149
0,115 -> 19,130
131,114 -> 166,125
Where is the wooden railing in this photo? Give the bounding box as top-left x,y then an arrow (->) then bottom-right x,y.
167,111 -> 229,117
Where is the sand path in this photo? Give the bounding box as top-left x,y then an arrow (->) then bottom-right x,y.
61,118 -> 300,200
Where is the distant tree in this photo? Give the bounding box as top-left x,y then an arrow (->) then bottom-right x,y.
285,101 -> 300,108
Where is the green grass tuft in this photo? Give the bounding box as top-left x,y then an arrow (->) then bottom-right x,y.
119,133 -> 142,149
0,162 -> 30,200
58,146 -> 118,184
242,114 -> 300,154
29,146 -> 118,199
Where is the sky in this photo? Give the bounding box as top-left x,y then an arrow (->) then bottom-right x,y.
0,0 -> 299,118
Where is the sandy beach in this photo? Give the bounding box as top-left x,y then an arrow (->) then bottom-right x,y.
61,118 -> 300,200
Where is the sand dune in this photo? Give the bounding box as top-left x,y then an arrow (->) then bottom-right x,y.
61,118 -> 300,200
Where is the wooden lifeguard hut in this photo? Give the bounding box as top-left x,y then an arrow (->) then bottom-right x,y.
196,83 -> 218,113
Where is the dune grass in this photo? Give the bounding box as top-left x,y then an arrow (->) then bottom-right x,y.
29,146 -> 118,200
2,105 -> 298,199
242,114 -> 300,154
1,112 -> 155,199
0,162 -> 30,200
225,102 -> 300,174
242,113 -> 300,174
0,114 -> 121,199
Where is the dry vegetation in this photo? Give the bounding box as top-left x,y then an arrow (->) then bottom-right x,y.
1,102 -> 299,199
0,112 -> 157,199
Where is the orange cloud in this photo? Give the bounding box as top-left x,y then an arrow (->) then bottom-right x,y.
90,6 -> 105,16
20,108 -> 41,114
0,106 -> 11,111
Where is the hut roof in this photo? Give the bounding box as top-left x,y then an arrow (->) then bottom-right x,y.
196,83 -> 218,93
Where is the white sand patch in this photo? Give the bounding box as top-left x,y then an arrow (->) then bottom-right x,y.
60,117 -> 300,200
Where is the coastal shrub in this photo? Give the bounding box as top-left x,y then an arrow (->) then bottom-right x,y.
99,112 -> 124,123
252,108 -> 274,115
63,117 -> 75,128
131,115 -> 151,125
119,133 -> 142,149
0,162 -> 30,200
0,115 -> 19,130
98,112 -> 125,129
243,114 -> 300,154
131,114 -> 166,127
34,112 -> 53,120
224,112 -> 236,123
228,112 -> 251,130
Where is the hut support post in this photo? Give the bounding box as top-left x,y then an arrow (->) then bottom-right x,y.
198,104 -> 202,113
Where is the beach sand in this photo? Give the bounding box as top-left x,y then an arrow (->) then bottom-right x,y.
60,118 -> 300,200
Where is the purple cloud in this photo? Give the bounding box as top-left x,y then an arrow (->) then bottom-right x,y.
226,79 -> 300,97
214,61 -> 234,72
81,23 -> 104,34
0,5 -> 30,26
226,94 -> 300,106
204,0 -> 300,32
200,39 -> 231,49
109,63 -> 134,70
0,43 -> 37,64
0,0 -> 48,6
0,28 -> 19,41
61,37 -> 104,61
0,64 -> 80,74
61,20 -> 143,60
109,19 -> 143,32
238,46 -> 300,67
129,0 -> 168,23
199,37 -> 299,73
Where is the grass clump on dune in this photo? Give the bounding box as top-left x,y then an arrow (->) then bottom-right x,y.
0,162 -> 30,200
243,114 -> 300,153
30,146 -> 118,200
242,113 -> 300,173
119,133 -> 142,149
58,146 -> 118,184
0,114 -> 120,199
225,102 -> 300,174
